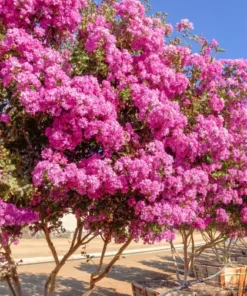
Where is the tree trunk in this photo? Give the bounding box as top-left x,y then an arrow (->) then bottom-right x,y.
182,232 -> 190,285
4,246 -> 22,296
6,277 -> 17,296
44,237 -> 94,295
82,282 -> 95,296
81,237 -> 133,296
44,261 -> 66,296
170,241 -> 182,285
44,272 -> 56,296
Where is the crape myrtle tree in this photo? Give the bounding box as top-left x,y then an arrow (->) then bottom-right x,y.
1,0 -> 247,295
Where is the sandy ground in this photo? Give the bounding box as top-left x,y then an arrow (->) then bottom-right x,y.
0,250 -> 178,296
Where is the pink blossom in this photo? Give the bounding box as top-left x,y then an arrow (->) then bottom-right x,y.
0,199 -> 38,228
211,39 -> 219,48
0,114 -> 10,123
176,19 -> 194,32
210,95 -> 225,112
241,208 -> 247,223
216,208 -> 230,223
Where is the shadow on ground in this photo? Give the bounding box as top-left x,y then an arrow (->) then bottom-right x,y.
0,273 -> 128,296
140,255 -> 186,277
77,258 -> 173,284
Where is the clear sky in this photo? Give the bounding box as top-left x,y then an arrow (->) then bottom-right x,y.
149,0 -> 247,59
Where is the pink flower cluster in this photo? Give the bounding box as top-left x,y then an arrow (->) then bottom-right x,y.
0,114 -> 10,124
115,140 -> 173,201
32,149 -> 121,199
0,199 -> 38,227
176,19 -> 194,32
0,0 -> 88,42
0,29 -> 125,154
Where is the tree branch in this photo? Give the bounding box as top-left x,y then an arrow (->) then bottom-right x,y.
170,241 -> 182,285
92,237 -> 133,284
42,224 -> 60,266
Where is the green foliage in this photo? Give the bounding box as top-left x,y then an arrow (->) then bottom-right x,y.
0,146 -> 34,205
71,47 -> 108,78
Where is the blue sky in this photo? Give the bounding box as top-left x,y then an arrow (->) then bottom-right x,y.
96,0 -> 247,59
149,0 -> 247,59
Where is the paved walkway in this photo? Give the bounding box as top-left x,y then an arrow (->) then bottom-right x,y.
12,236 -> 170,259
12,233 -> 202,260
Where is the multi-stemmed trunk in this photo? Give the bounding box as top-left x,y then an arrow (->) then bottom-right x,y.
82,237 -> 133,296
160,228 -> 226,296
42,215 -> 133,296
43,219 -> 96,296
